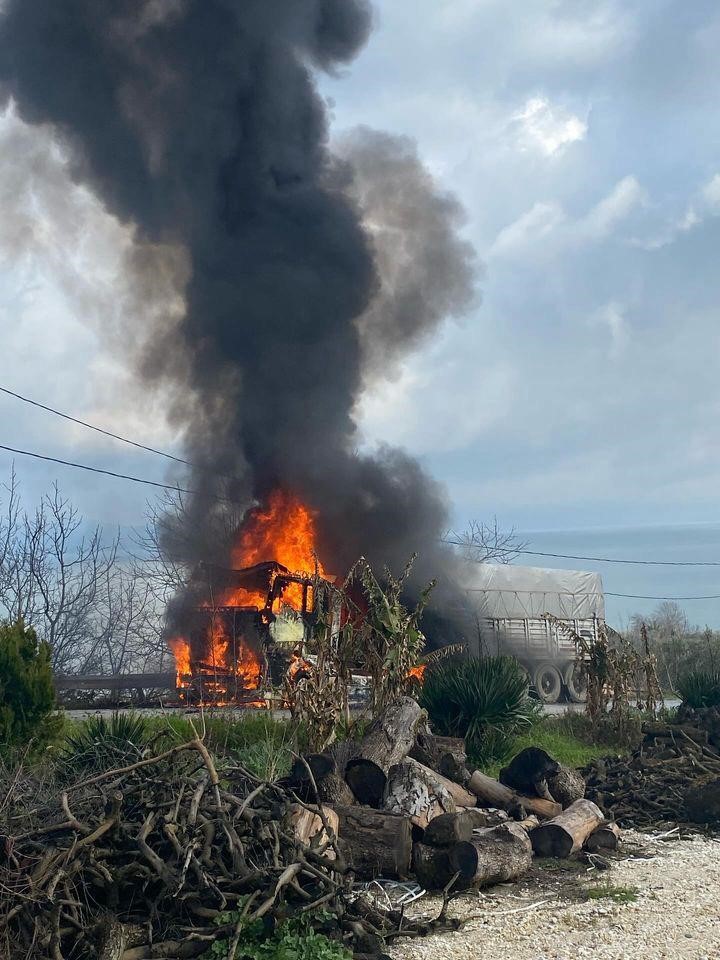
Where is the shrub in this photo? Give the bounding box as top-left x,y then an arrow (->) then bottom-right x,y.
677,669 -> 720,708
59,711 -> 153,776
211,910 -> 351,960
419,655 -> 541,766
0,619 -> 58,753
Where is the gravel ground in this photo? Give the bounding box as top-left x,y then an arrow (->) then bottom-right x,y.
389,831 -> 720,960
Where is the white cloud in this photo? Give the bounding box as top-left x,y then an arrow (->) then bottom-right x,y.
590,301 -> 628,358
513,96 -> 588,156
579,176 -> 645,239
490,176 -> 644,259
701,173 -> 720,213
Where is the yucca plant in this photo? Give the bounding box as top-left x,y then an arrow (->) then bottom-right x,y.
59,712 -> 154,776
419,655 -> 541,766
677,670 -> 720,709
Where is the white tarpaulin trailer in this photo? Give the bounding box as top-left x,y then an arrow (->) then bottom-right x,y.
465,564 -> 605,704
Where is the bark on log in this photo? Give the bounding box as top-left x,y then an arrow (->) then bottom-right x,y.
345,697 -> 424,806
467,770 -> 562,819
448,822 -> 532,888
383,758 -> 457,829
410,733 -> 469,784
547,765 -> 586,808
412,842 -> 459,891
333,806 -> 412,879
584,820 -> 621,852
530,799 -> 605,857
422,811 -> 476,847
99,919 -> 128,960
515,814 -> 540,832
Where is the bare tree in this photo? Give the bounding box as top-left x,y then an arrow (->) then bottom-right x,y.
0,470 -> 168,675
447,516 -> 528,565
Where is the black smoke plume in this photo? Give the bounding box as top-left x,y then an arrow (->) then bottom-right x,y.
0,0 -> 479,642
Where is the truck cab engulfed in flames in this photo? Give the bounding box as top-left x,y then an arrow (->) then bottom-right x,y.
169,560 -> 334,706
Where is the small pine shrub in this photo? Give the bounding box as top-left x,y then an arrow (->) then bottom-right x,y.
677,670 -> 720,709
419,655 -> 541,766
0,619 -> 58,753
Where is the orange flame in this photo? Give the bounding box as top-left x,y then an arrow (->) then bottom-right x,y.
408,664 -> 426,683
169,489 -> 332,703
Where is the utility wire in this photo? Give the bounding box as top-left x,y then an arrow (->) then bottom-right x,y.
442,539 -> 720,567
0,385 -> 190,466
0,442 -> 198,497
604,591 -> 720,601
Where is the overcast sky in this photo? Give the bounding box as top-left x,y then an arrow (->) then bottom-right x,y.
1,0 -> 720,544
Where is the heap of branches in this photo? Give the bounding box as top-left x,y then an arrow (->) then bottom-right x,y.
0,734 -> 449,960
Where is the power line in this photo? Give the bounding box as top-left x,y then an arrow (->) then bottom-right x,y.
0,385 -> 190,467
604,591 -> 720,601
0,442 -> 198,496
442,539 -> 720,567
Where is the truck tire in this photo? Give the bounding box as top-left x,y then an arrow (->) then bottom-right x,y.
563,662 -> 587,703
533,663 -> 562,704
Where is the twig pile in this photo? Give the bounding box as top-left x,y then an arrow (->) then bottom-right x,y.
584,722 -> 720,827
0,737 -> 451,960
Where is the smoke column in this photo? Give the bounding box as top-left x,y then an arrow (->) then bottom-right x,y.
0,1 -> 478,637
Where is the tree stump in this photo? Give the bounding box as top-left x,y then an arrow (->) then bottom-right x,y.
345,697 -> 424,806
333,806 -> 412,879
467,770 -> 562,819
449,822 -> 532,888
530,799 -> 604,857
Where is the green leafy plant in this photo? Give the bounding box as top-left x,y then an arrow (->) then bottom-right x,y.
211,909 -> 351,960
59,711 -> 153,775
585,883 -> 638,904
0,619 -> 58,754
419,655 -> 540,765
677,669 -> 720,708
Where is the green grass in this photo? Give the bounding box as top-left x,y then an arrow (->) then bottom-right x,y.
49,711 -> 305,782
482,714 -> 628,778
585,883 -> 638,904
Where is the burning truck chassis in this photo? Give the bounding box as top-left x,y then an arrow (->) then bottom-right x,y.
169,559 -> 334,707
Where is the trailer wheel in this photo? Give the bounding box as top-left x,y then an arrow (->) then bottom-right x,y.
564,662 -> 588,703
533,663 -> 562,704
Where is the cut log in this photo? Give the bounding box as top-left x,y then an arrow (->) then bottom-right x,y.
410,733 -> 469,784
584,820 -> 621,852
530,799 -> 604,857
412,842 -> 459,891
333,806 -> 412,879
345,697 -> 424,806
547,765 -> 585,808
463,807 -> 510,829
515,814 -> 540,832
467,770 -> 562,819
423,811 -> 476,847
383,758 -> 457,829
449,822 -> 532,888
285,803 -> 339,854
290,753 -> 356,806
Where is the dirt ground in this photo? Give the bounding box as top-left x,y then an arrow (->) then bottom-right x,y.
388,831 -> 720,960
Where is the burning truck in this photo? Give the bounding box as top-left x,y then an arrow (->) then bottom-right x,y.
167,490 -> 339,706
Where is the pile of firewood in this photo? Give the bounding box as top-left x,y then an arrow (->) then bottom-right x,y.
584,720 -> 720,827
0,698 -> 620,960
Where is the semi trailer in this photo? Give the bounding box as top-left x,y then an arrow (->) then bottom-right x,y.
466,563 -> 605,703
